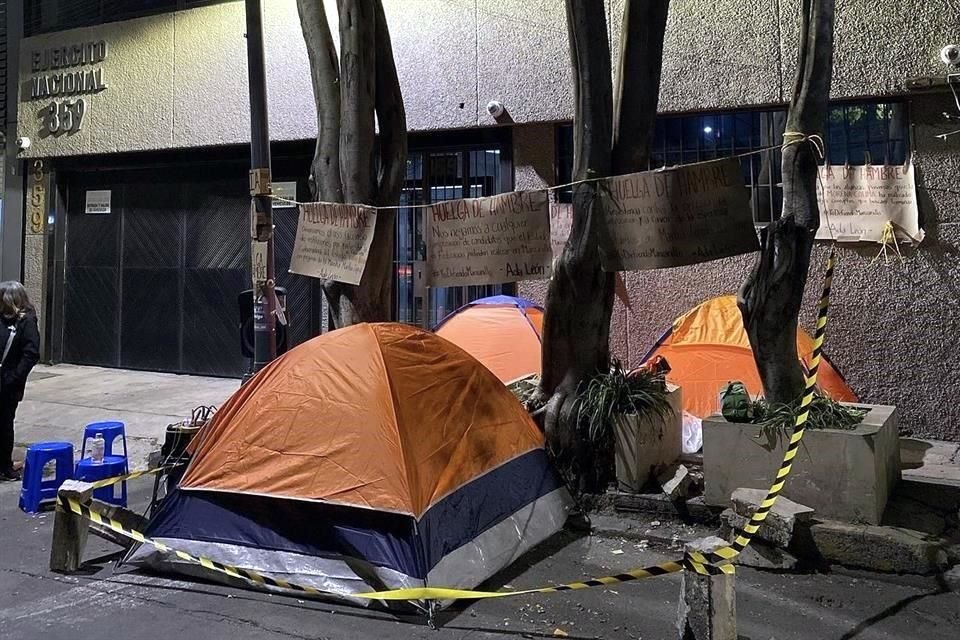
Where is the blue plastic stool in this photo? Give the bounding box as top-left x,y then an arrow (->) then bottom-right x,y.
80,421 -> 128,474
19,442 -> 74,514
75,456 -> 128,507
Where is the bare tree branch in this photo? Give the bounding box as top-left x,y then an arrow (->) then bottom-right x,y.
739,0 -> 835,406
296,0 -> 343,202
611,0 -> 670,174
337,0 -> 378,205
373,0 -> 407,206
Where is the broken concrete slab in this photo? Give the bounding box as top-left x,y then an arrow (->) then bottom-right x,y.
809,520 -> 949,575
703,405 -> 900,524
659,464 -> 693,500
727,488 -> 815,548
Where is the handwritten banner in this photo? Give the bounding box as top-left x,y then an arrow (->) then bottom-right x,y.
289,203 -> 377,285
549,202 -> 574,259
601,158 -> 758,271
426,191 -> 553,287
816,164 -> 924,244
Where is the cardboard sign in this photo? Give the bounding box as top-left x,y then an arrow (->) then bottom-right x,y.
272,182 -> 298,208
601,158 -> 758,271
425,191 -> 553,287
251,241 -> 268,287
549,202 -> 574,258
289,202 -> 377,285
85,190 -> 111,214
816,164 -> 924,244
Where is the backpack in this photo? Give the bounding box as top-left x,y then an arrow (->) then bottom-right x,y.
720,381 -> 754,423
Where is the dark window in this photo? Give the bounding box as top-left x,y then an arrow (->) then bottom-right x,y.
25,0 -> 234,36
394,142 -> 515,328
556,100 -> 908,223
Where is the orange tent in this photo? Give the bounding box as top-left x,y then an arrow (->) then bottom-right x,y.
642,296 -> 857,418
130,323 -> 570,609
434,295 -> 543,383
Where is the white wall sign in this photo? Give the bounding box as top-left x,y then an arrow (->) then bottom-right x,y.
84,190 -> 111,214
816,163 -> 924,244
272,182 -> 298,208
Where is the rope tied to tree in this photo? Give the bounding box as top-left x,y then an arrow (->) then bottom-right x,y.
781,131 -> 826,160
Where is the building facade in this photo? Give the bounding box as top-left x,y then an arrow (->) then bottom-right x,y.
1,0 -> 958,439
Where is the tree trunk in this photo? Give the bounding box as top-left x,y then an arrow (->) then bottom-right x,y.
539,0 -> 614,471
738,0 -> 835,406
298,0 -> 407,328
539,0 -> 669,491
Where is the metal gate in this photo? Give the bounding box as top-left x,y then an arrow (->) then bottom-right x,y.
58,164 -> 320,377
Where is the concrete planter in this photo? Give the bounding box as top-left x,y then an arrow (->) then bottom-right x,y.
703,404 -> 900,525
614,385 -> 683,493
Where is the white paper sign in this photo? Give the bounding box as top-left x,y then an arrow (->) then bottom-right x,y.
272,182 -> 298,208
425,191 -> 553,287
602,158 -> 758,271
289,203 -> 378,285
816,164 -> 924,244
85,190 -> 111,214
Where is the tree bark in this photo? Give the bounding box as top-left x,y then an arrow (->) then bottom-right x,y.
296,0 -> 343,203
299,0 -> 407,328
738,0 -> 835,406
539,0 -> 614,467
539,1 -> 669,490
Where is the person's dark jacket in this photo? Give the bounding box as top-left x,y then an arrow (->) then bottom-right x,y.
0,310 -> 40,402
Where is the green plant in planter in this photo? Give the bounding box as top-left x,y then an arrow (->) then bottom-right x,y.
576,361 -> 674,447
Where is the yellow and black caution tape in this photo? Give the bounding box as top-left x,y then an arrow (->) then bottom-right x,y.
59,494 -> 717,601
59,251 -> 836,602
701,249 -> 836,567
85,463 -> 183,491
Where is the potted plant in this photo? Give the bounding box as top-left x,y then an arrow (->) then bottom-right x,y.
575,361 -> 682,494
702,387 -> 899,524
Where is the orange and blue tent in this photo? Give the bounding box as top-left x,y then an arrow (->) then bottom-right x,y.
129,323 -> 569,609
642,296 -> 858,418
434,295 -> 543,383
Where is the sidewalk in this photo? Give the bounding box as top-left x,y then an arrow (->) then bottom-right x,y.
13,364 -> 239,469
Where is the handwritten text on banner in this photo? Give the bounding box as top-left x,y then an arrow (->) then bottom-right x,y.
816,164 -> 924,244
426,191 -> 553,287
601,158 -> 759,271
289,203 -> 377,286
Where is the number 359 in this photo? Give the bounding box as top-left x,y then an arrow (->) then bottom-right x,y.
44,99 -> 86,135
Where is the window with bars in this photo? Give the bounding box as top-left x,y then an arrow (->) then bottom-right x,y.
394,144 -> 514,328
556,100 -> 908,224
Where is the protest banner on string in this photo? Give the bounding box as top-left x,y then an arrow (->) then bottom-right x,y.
549,202 -> 574,258
600,158 -> 758,271
815,163 -> 924,244
425,191 -> 553,287
289,202 -> 378,285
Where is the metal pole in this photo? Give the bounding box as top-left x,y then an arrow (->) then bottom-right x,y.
244,0 -> 276,374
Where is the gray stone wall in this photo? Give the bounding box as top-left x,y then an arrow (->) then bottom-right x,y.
17,1 -> 958,157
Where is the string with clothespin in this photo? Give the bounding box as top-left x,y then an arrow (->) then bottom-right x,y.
265,143 -> 787,209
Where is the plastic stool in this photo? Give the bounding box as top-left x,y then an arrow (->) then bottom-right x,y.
19,442 -> 74,514
75,456 -> 128,507
80,421 -> 128,473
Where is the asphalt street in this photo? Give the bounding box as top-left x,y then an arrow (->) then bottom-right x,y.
1,478 -> 958,640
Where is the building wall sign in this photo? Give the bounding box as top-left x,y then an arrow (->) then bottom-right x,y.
84,190 -> 112,214
28,40 -> 109,136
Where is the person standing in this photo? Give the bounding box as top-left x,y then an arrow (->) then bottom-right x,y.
0,282 -> 40,481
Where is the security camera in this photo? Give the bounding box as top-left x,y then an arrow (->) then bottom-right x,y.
486,100 -> 505,118
941,44 -> 960,66
16,137 -> 31,151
